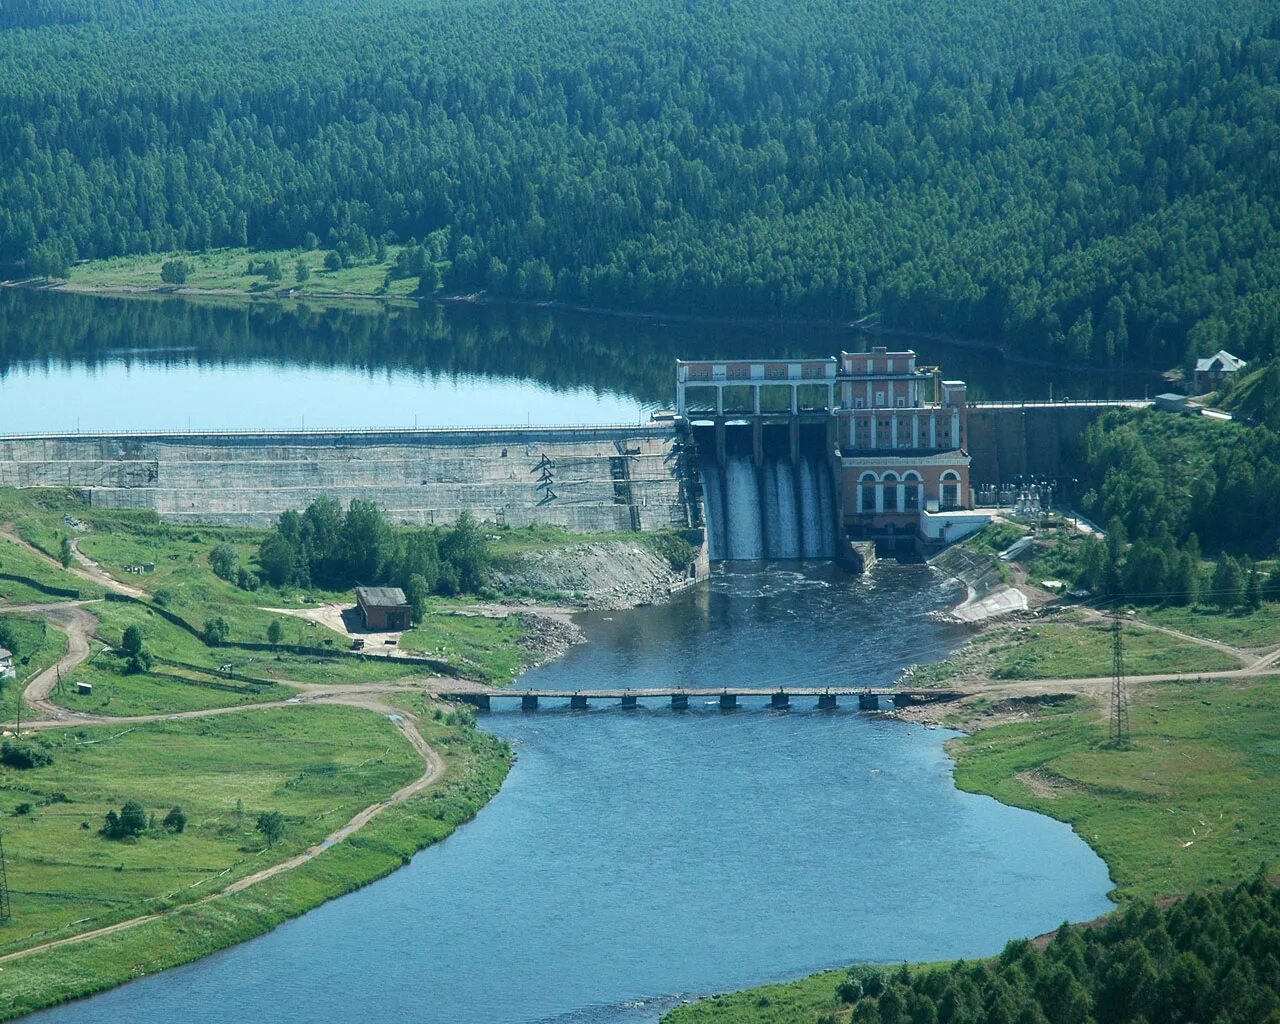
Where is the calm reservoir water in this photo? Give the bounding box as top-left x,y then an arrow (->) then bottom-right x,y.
35,563 -> 1114,1024
0,290 -> 1154,433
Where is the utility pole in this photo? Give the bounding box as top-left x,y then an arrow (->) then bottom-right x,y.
1109,606 -> 1130,746
0,829 -> 11,921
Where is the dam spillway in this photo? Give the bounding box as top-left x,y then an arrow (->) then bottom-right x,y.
700,452 -> 837,561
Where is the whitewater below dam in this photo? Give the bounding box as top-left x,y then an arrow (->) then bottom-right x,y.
702,453 -> 838,560
38,563 -> 1114,1024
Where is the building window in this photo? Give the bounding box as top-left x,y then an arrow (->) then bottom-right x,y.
875,392 -> 885,406
882,473 -> 899,512
941,472 -> 960,511
896,396 -> 905,408
861,482 -> 877,513
855,398 -> 864,409
904,476 -> 920,510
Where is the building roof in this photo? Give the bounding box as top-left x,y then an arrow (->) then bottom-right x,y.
356,586 -> 409,608
0,647 -> 12,660
1195,350 -> 1247,373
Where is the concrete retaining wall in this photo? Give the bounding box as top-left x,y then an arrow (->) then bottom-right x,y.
0,426 -> 696,531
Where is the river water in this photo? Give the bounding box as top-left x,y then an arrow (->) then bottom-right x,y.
33,563 -> 1114,1024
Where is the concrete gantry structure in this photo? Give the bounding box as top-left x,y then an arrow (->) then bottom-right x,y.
676,357 -> 839,464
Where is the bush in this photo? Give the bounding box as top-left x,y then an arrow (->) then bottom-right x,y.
201,617 -> 230,646
209,542 -> 239,581
162,806 -> 187,833
160,258 -> 191,284
102,799 -> 148,839
1,739 -> 54,769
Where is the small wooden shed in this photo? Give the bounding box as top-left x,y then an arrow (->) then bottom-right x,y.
356,587 -> 412,632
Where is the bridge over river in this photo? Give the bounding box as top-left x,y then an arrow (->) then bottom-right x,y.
445,686 -> 967,711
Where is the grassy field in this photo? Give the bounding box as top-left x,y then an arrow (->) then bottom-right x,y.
0,535 -> 103,604
0,614 -> 67,721
0,708 -> 512,1022
62,245 -> 426,301
0,705 -> 422,957
952,677 -> 1280,900
1140,602 -> 1280,648
989,620 -> 1238,679
400,607 -> 534,683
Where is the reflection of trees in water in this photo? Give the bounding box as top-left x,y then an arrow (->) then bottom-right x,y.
0,290 -> 1133,401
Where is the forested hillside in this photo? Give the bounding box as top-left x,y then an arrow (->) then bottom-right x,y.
2,0 -> 1278,368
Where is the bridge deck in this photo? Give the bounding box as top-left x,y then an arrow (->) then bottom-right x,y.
445,687 -> 964,700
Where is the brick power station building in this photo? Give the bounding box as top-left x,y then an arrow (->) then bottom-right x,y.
676,346 -> 989,550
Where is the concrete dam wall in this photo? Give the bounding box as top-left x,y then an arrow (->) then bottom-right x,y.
0,425 -> 697,531
966,403 -> 1140,487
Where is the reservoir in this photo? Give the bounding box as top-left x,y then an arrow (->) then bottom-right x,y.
32,563 -> 1115,1024
0,290 -> 1155,434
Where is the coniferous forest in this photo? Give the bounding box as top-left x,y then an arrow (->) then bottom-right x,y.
1,0 -> 1278,368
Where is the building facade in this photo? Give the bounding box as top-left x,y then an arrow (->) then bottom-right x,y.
835,347 -> 974,541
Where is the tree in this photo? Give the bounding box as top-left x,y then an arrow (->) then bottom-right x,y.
59,536 -> 73,568
103,799 -> 148,839
162,806 -> 187,833
0,619 -> 19,659
416,261 -> 443,296
120,624 -> 151,674
341,500 -> 392,583
439,511 -> 489,593
323,250 -> 343,271
295,259 -> 310,283
256,810 -> 286,848
160,258 -> 191,284
201,617 -> 230,646
266,619 -> 284,648
209,542 -> 239,581
1211,557 -> 1244,610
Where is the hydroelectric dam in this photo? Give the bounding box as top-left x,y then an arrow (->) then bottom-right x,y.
0,345 -> 1146,561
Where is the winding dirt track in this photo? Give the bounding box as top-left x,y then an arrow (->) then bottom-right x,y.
1,590 -> 450,967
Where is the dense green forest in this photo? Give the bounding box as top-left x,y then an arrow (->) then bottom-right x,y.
818,876 -> 1280,1024
1,0 -> 1278,368
1060,410 -> 1280,603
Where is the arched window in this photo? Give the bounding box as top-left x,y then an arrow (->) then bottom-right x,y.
859,472 -> 878,514
903,472 -> 921,511
940,471 -> 961,511
882,472 -> 899,512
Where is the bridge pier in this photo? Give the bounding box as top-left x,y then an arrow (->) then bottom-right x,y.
817,694 -> 837,710
570,694 -> 589,710
752,419 -> 763,467
621,694 -> 638,709
521,694 -> 539,711
719,693 -> 738,710
671,693 -> 689,710
460,694 -> 490,712
859,693 -> 880,711
771,691 -> 790,709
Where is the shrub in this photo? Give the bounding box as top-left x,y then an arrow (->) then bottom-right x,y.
209,542 -> 239,581
1,739 -> 54,769
102,799 -> 148,839
160,258 -> 191,284
201,617 -> 231,645
162,806 -> 187,833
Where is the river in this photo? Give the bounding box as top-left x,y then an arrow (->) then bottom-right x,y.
31,563 -> 1114,1024
7,290 -> 1117,1022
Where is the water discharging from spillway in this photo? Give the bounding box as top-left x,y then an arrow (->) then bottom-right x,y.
702,453 -> 837,560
